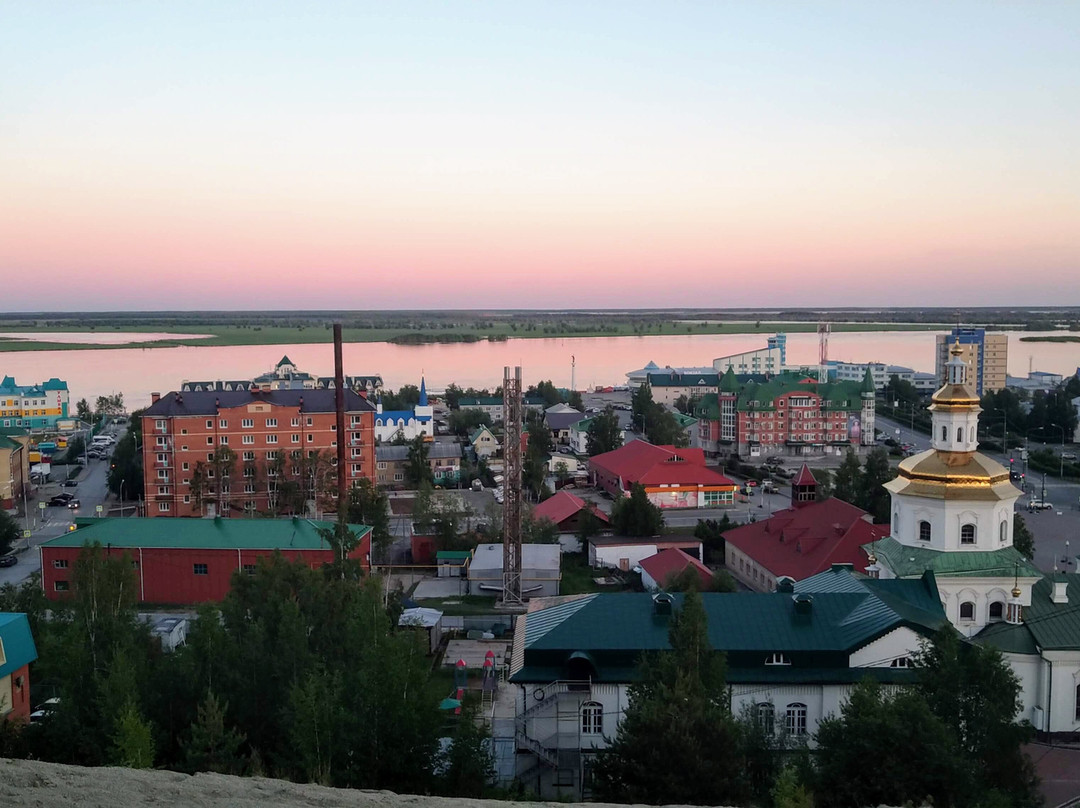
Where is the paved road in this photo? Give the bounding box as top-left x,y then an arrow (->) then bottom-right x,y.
1,424 -> 128,587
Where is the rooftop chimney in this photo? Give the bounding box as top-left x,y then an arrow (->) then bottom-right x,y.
1052,579 -> 1069,604
150,392 -> 160,404
653,591 -> 674,617
793,593 -> 813,617
776,576 -> 795,593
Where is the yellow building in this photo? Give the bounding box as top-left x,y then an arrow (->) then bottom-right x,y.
0,429 -> 30,511
934,329 -> 1007,395
0,376 -> 70,430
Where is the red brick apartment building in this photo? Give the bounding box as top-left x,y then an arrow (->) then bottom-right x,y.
141,389 -> 375,517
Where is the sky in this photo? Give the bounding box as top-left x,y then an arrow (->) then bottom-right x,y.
2,2 -> 1078,311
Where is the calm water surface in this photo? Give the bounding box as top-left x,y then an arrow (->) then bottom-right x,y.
2,331 -> 1077,409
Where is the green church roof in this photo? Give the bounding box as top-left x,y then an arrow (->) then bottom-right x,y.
866,536 -> 1041,579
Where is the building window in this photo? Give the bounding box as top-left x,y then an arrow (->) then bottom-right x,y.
291,418 -> 301,427
243,564 -> 256,575
999,520 -> 1008,544
306,417 -> 313,426
155,420 -> 166,430
53,559 -> 69,569
193,563 -> 208,575
207,436 -> 214,445
377,462 -> 387,470
54,580 -> 69,592
889,657 -> 911,668
989,601 -> 1004,621
219,435 -> 228,445
266,435 -> 278,444
765,653 -> 791,666
244,484 -> 255,494
957,427 -> 963,443
242,418 -> 254,428
266,418 -> 278,427
960,524 -> 976,545
220,419 -> 228,428
786,703 -> 807,736
158,502 -> 171,512
206,419 -> 213,429
1075,684 -> 1080,722
755,703 -> 775,734
182,462 -> 189,471
394,472 -> 404,482
959,601 -> 975,621
292,434 -> 300,443
308,434 -> 314,442
243,451 -> 255,461
919,521 -> 931,542
581,701 -> 603,735
243,435 -> 255,445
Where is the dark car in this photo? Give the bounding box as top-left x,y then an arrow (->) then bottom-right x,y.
61,480 -> 79,488
48,494 -> 73,506
66,499 -> 81,510
0,553 -> 17,568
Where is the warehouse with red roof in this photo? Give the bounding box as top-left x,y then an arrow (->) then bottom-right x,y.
587,439 -> 737,509
531,490 -> 609,533
721,464 -> 887,592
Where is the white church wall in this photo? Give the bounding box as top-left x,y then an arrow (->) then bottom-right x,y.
848,627 -> 922,668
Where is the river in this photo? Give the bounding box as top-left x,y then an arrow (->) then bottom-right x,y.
2,330 -> 1077,409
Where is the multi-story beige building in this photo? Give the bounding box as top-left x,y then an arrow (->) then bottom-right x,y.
935,329 -> 1007,395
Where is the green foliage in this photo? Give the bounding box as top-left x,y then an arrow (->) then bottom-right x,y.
694,515 -> 734,564
106,408 -> 146,501
0,508 -> 19,555
523,513 -> 560,544
610,483 -> 664,537
76,397 -> 93,423
814,679 -> 963,808
586,407 -> 623,456
832,450 -> 862,504
439,707 -> 495,797
111,700 -> 155,769
593,590 -> 749,805
346,478 -> 392,560
405,435 -> 434,487
94,393 -> 126,418
813,468 -> 834,501
771,765 -> 815,808
567,390 -> 584,411
575,508 -> 603,544
1013,513 -> 1034,559
380,384 -> 421,412
183,691 -> 246,774
448,408 -> 491,437
858,448 -> 892,523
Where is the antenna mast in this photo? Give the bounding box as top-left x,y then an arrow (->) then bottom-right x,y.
500,365 -> 524,609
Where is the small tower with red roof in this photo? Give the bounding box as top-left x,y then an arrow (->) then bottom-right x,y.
791,463 -> 818,507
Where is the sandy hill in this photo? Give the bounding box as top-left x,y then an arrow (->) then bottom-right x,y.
0,758 -> 736,808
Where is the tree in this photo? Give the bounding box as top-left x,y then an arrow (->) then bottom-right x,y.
448,408 -> 491,438
0,509 -> 19,556
610,483 -> 663,537
528,380 -> 563,409
525,419 -> 553,459
592,590 -> 748,805
76,398 -> 93,423
575,508 -> 603,546
183,691 -> 247,774
586,407 -> 623,456
567,390 -> 584,411
813,468 -> 834,501
814,679 -> 965,808
443,383 -> 463,410
111,700 -> 155,768
631,383 -> 654,428
858,447 -> 892,523
404,436 -> 434,487
1013,513 -> 1035,559
694,515 -> 733,564
647,407 -> 690,448
673,394 -> 691,414
914,630 -> 1040,807
346,479 -> 392,561
439,707 -> 495,797
522,513 -> 560,544
832,450 -> 862,504
771,764 -> 815,808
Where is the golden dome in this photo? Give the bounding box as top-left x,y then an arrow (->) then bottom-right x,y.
1011,586 -> 1022,598
883,449 -> 1018,501
867,552 -> 878,565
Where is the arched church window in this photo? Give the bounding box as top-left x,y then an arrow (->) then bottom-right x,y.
755,703 -> 774,734
957,427 -> 963,443
941,426 -> 948,442
960,524 -> 976,545
786,703 -> 807,736
989,601 -> 1004,621
959,601 -> 975,621
919,521 -> 932,542
970,426 -> 976,441
893,511 -> 900,535
999,520 -> 1008,543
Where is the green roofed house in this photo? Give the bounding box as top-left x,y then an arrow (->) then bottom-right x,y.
506,565 -> 947,799
39,517 -> 372,605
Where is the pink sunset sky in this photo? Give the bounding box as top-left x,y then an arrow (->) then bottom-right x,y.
2,2 -> 1078,310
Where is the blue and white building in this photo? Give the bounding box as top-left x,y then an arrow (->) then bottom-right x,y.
374,377 -> 435,443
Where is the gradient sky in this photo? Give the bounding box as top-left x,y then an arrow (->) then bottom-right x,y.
2,2 -> 1078,311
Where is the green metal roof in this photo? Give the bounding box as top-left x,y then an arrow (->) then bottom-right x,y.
974,621 -> 1040,655
670,411 -> 698,428
0,613 -> 38,678
867,536 -> 1042,579
40,517 -> 372,551
736,373 -> 864,412
1021,574 -> 1080,650
512,569 -> 946,683
436,550 -> 472,561
0,434 -> 22,451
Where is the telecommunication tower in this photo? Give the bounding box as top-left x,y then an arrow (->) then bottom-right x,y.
500,365 -> 524,609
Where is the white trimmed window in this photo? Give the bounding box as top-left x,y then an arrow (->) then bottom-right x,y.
581,702 -> 603,735
786,703 -> 807,736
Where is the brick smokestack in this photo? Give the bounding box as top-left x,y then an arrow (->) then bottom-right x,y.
334,324 -> 347,508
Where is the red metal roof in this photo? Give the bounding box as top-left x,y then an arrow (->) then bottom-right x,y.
639,548 -> 713,590
722,497 -> 887,581
792,463 -> 818,487
589,439 -> 734,489
533,490 -> 609,527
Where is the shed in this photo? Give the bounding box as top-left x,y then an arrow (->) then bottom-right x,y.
437,550 -> 471,578
399,606 -> 445,655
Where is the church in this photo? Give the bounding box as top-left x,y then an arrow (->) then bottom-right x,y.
373,377 -> 434,443
866,341 -> 1080,738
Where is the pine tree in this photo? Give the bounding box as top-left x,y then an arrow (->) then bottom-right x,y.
183,690 -> 247,775
832,450 -> 862,504
610,483 -> 664,537
859,448 -> 892,523
439,707 -> 495,797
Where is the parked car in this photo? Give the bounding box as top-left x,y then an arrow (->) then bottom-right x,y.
1029,500 -> 1053,511
765,456 -> 784,466
30,697 -> 61,723
0,553 -> 17,568
48,494 -> 74,506
1063,452 -> 1078,461
61,479 -> 79,488
762,480 -> 778,493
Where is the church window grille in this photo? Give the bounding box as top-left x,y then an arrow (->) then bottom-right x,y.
919,521 -> 932,542
786,703 -> 807,736
989,602 -> 1004,621
755,703 -> 775,734
959,601 -> 975,621
961,524 -> 977,545
581,702 -> 603,735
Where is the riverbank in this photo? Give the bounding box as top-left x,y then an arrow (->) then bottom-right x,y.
0,319 -> 948,353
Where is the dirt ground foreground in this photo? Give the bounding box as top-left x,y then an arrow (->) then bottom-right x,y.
0,758 -> 746,808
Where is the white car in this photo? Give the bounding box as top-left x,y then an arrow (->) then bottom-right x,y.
1029,500 -> 1053,511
